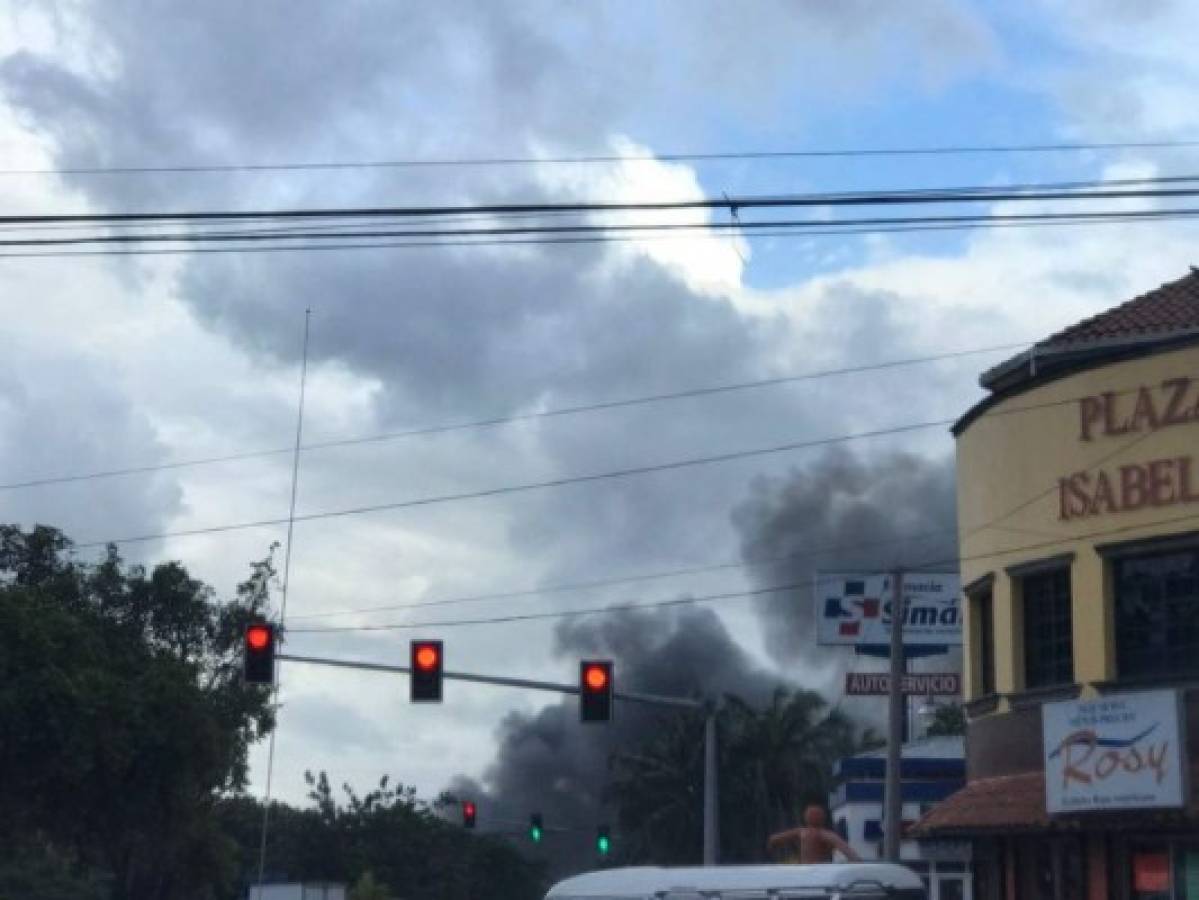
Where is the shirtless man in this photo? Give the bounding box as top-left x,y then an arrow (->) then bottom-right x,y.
766,805 -> 862,864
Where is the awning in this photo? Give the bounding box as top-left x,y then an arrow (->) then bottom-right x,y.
912,773 -> 1050,836
913,770 -> 1199,838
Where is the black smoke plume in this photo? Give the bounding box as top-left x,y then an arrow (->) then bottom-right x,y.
447,449 -> 958,872
732,448 -> 959,687
445,603 -> 779,872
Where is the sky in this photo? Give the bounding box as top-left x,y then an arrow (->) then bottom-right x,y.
4,0 -> 1199,849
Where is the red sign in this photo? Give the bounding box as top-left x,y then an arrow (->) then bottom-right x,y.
845,672 -> 961,696
1133,851 -> 1169,893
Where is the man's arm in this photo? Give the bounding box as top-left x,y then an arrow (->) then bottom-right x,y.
766,827 -> 803,852
822,828 -> 862,862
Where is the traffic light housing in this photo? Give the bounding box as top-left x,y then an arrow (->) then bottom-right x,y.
596,824 -> 611,856
579,660 -> 613,722
244,622 -> 276,685
529,813 -> 543,843
462,800 -> 477,829
410,640 -> 443,702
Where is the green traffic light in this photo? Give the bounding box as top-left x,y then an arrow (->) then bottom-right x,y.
530,826 -> 542,843
597,835 -> 610,855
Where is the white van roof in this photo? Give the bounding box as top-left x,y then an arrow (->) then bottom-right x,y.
545,863 -> 924,897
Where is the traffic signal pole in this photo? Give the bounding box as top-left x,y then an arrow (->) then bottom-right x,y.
274,651 -> 719,864
884,570 -> 906,863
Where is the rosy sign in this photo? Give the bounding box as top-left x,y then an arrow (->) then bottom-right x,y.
1043,689 -> 1185,814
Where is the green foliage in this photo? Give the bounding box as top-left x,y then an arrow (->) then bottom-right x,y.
218,773 -> 545,900
0,524 -> 277,900
348,872 -> 389,900
0,843 -> 111,900
925,703 -> 966,737
609,688 -> 874,865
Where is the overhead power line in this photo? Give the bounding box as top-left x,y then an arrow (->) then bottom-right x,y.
0,342 -> 1028,492
285,527 -> 955,622
6,209 -> 1199,261
286,509 -> 1199,633
69,417 -> 956,550
12,205 -> 1199,249
288,389 -> 1193,626
5,174 -> 1199,226
62,369 -> 1196,552
5,138 -> 1199,177
293,372 -> 1198,624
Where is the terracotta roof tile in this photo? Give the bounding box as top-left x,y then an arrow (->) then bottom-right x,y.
912,772 -> 1048,835
1040,268 -> 1199,348
915,764 -> 1199,836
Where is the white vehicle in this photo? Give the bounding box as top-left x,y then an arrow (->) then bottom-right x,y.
545,863 -> 927,899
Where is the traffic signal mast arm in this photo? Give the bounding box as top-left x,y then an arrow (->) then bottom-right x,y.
273,651 -> 703,710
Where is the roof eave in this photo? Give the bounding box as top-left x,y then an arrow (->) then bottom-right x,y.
955,330 -> 1199,437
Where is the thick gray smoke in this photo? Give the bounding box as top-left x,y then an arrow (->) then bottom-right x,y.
447,449 -> 959,872
445,603 -> 781,871
731,448 -> 959,687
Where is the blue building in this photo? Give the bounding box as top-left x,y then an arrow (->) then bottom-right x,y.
830,735 -> 972,900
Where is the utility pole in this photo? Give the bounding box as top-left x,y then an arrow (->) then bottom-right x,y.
884,569 -> 905,862
703,710 -> 719,865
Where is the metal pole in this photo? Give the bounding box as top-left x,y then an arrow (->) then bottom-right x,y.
884,570 -> 906,862
702,711 -> 719,865
275,653 -> 703,710
256,308 -> 311,893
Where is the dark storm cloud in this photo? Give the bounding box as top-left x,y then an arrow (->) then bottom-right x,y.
731,449 -> 958,672
178,241 -> 767,422
0,0 -> 994,212
444,604 -> 780,868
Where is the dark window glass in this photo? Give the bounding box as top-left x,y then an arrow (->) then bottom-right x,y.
1022,568 -> 1073,688
1115,549 -> 1199,679
973,587 -> 996,695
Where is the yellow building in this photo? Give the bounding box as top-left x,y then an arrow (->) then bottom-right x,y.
917,269 -> 1199,900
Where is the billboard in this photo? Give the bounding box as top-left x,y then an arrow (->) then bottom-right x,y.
815,572 -> 962,647
1043,689 -> 1186,814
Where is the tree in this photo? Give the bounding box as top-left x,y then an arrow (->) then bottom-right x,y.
218,773 -> 545,900
0,524 -> 278,900
609,687 -> 875,866
349,872 -> 389,900
607,710 -> 708,865
925,703 -> 966,737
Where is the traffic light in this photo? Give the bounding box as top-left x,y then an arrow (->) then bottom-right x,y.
410,639 -> 443,702
462,800 -> 477,829
529,813 -> 543,843
579,660 -> 613,722
596,824 -> 611,856
244,622 -> 276,685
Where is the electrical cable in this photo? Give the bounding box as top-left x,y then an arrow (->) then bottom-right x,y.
286,509 -> 1199,633
5,138 -> 1199,177
0,342 -> 1028,492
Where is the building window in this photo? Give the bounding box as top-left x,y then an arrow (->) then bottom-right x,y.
1115,548 -> 1199,679
1022,567 -> 1073,689
971,586 -> 996,696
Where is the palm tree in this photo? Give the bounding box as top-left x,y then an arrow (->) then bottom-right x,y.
610,688 -> 874,865
608,710 -> 708,865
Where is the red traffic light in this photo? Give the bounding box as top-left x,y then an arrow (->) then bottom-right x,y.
410,640 -> 444,703
246,624 -> 271,651
579,660 -> 613,723
584,664 -> 609,691
415,644 -> 439,671
243,622 -> 276,685
462,800 -> 477,828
